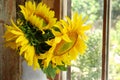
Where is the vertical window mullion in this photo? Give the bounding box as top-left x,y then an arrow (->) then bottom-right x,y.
102,0 -> 111,80
66,0 -> 71,80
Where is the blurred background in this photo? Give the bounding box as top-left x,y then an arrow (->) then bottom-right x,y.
71,0 -> 120,80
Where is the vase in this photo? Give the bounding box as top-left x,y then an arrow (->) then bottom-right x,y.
22,61 -> 48,80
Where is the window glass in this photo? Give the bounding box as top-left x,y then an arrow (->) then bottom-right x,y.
71,0 -> 103,80
109,0 -> 120,80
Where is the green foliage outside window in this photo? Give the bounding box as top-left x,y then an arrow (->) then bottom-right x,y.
71,0 -> 120,80
71,31 -> 102,80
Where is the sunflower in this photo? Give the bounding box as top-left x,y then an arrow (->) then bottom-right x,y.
4,19 -> 40,69
4,19 -> 26,49
19,1 -> 36,20
39,13 -> 91,67
35,2 -> 57,29
19,1 -> 56,31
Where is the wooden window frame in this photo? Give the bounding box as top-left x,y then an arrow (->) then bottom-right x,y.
102,0 -> 111,80
1,0 -> 21,80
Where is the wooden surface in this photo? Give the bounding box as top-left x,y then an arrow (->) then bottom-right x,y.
43,0 -> 61,20
0,0 -> 21,80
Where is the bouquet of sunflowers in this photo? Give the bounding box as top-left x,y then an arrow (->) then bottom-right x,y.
3,1 -> 91,79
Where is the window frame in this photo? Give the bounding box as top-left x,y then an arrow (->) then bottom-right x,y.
102,0 -> 111,80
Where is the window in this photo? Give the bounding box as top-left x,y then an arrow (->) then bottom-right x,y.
109,0 -> 120,80
70,0 -> 103,80
66,0 -> 120,80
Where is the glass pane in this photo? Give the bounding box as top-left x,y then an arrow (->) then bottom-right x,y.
109,0 -> 120,80
71,0 -> 103,80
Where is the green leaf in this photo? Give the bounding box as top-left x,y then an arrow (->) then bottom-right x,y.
43,63 -> 57,79
57,65 -> 67,71
52,26 -> 61,32
42,29 -> 55,41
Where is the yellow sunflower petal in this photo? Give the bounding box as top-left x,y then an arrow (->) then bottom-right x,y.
28,14 -> 43,30
5,41 -> 16,49
11,19 -> 22,31
16,36 -> 25,43
62,34 -> 71,42
35,2 -> 56,29
24,45 -> 35,66
53,57 -> 63,65
33,55 -> 40,70
10,30 -> 23,35
75,39 -> 87,54
20,44 -> 29,55
55,37 -> 62,43
19,6 -> 29,20
69,47 -> 78,60
66,16 -> 72,26
4,34 -> 17,41
25,1 -> 36,11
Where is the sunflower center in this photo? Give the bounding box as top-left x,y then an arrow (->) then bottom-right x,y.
54,32 -> 78,56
